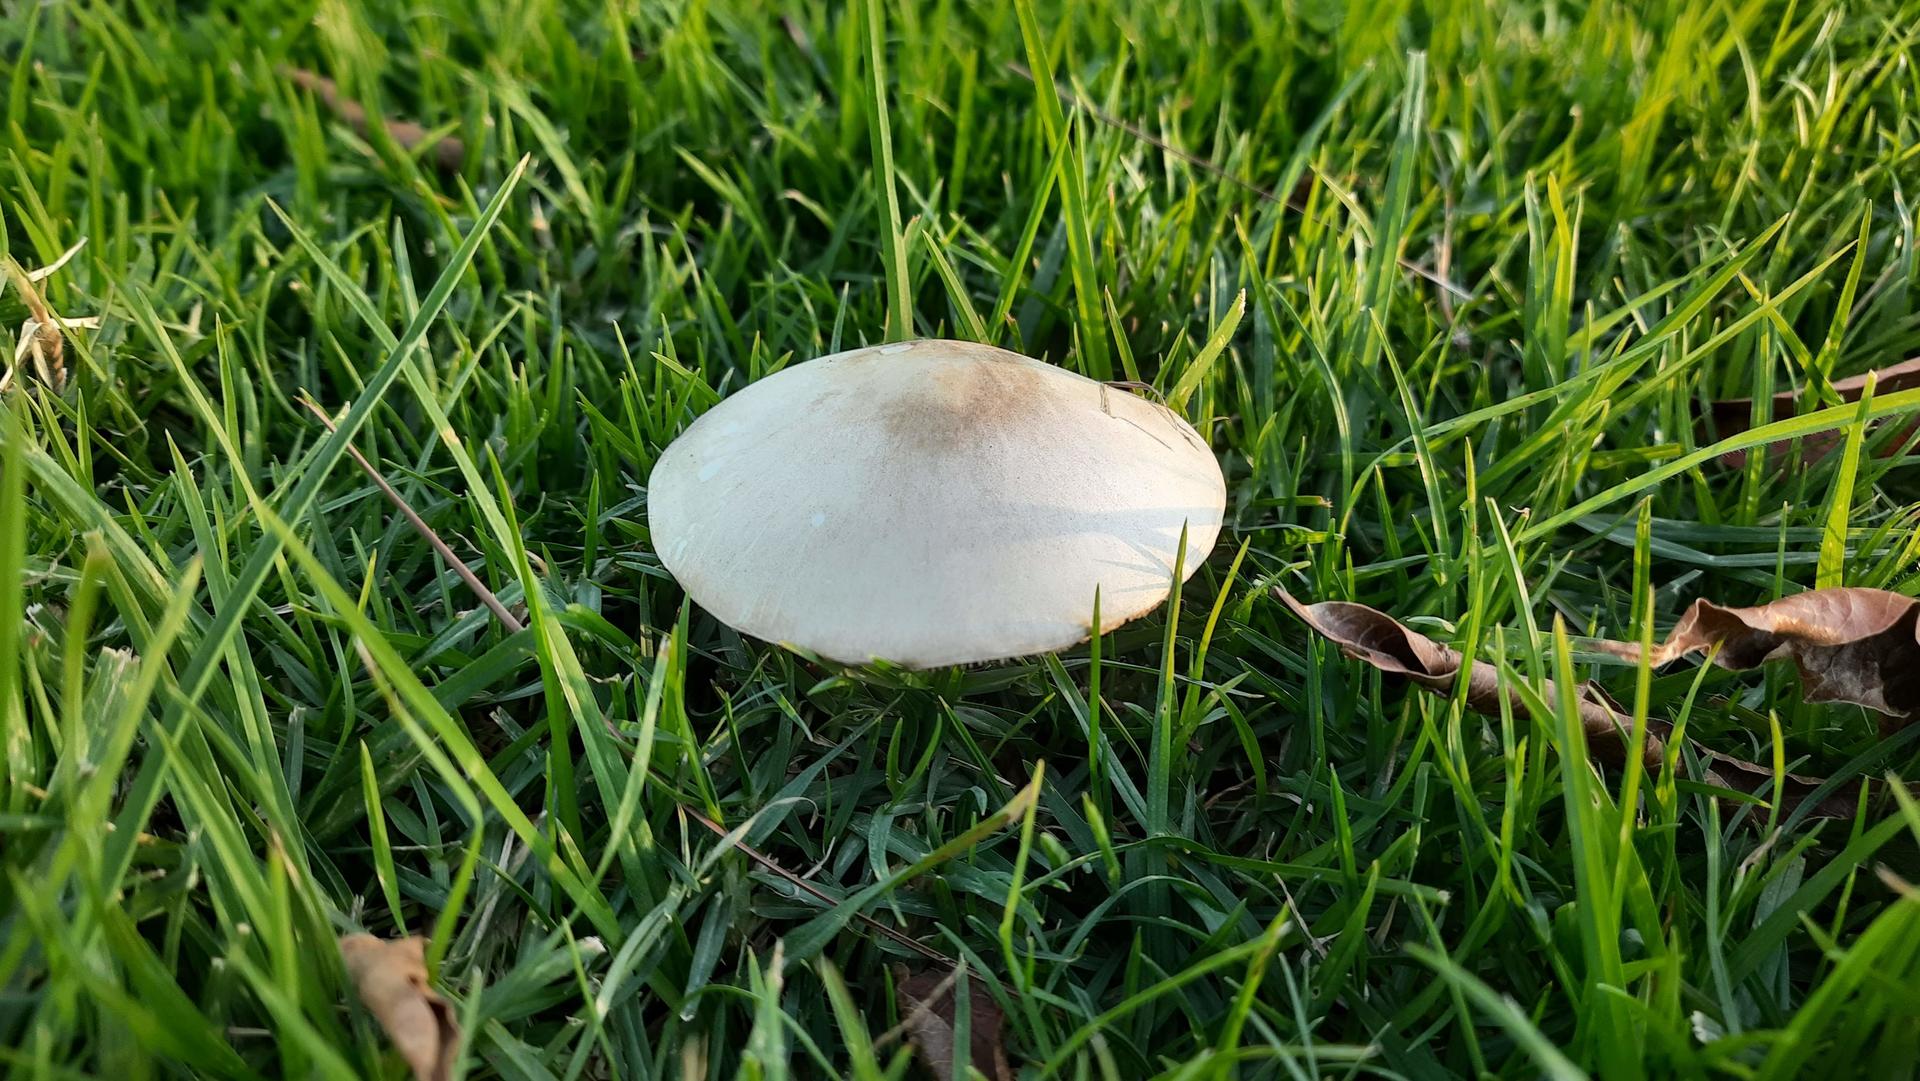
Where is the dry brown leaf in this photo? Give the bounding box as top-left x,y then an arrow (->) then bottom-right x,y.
339,934 -> 460,1081
286,68 -> 465,172
1705,357 -> 1920,467
1277,589 -> 1860,818
894,966 -> 1013,1081
1276,590 -> 1664,768
1595,587 -> 1920,724
3,250 -> 99,395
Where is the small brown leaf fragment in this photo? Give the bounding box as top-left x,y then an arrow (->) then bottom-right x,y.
894,966 -> 1013,1081
1597,588 -> 1920,720
1278,589 -> 1863,818
3,249 -> 102,396
5,262 -> 63,393
286,67 -> 465,172
339,934 -> 460,1081
1705,357 -> 1920,467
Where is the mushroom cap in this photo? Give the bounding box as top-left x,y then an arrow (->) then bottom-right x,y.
647,339 -> 1227,668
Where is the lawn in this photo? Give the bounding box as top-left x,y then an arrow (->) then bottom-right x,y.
4,0 -> 1920,1077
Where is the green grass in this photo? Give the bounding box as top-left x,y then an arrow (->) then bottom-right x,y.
4,0 -> 1920,1077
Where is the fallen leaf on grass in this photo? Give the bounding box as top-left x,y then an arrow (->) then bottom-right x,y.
1277,589 -> 1860,817
1276,590 -> 1664,768
1594,587 -> 1920,724
286,68 -> 465,172
1704,357 -> 1920,467
340,934 -> 459,1081
893,966 -> 1013,1081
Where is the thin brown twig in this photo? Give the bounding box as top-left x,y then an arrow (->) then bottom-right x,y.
682,806 -> 957,966
299,396 -> 525,633
284,67 -> 465,173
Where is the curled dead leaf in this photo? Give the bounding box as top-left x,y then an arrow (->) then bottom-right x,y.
1705,357 -> 1920,467
286,68 -> 465,172
1276,590 -> 1663,768
339,934 -> 460,1081
16,316 -> 65,389
3,247 -> 97,395
893,966 -> 1013,1081
1595,587 -> 1920,724
1277,589 -> 1861,818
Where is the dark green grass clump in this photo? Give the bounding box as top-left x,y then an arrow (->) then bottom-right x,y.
4,0 -> 1920,1077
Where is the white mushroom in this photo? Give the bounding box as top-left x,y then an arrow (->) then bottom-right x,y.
646,339 -> 1227,668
